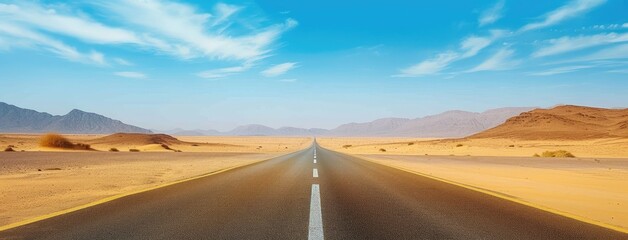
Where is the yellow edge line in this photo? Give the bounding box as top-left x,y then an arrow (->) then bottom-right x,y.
0,154 -> 283,232
342,150 -> 628,234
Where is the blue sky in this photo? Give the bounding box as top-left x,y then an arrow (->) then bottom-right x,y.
1,0 -> 627,131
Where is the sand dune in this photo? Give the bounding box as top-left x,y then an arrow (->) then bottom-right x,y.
472,105 -> 628,140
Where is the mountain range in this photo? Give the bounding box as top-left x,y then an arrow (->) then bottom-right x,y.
0,102 -> 151,134
158,107 -> 534,137
471,105 -> 628,140
1,101 -> 534,137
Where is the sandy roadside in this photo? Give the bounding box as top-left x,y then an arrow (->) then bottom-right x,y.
0,136 -> 311,227
317,137 -> 628,158
350,153 -> 628,230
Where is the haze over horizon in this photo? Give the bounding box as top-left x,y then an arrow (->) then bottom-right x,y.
1,0 -> 627,131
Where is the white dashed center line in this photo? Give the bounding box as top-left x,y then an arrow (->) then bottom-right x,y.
313,168 -> 319,178
308,184 -> 324,240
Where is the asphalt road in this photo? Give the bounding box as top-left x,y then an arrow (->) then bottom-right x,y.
1,143 -> 626,239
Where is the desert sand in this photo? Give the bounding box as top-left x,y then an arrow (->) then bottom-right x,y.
319,138 -> 628,229
317,137 -> 628,158
0,134 -> 311,226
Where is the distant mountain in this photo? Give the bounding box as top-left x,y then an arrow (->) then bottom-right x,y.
158,128 -> 221,136
225,124 -> 329,136
471,105 -> 628,140
0,102 -> 151,134
155,107 -> 534,137
327,107 -> 535,137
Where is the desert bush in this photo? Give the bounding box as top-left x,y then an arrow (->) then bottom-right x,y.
342,144 -> 352,148
533,153 -> 540,157
160,144 -> 172,150
456,144 -> 463,147
74,143 -> 91,150
4,147 -> 15,152
541,150 -> 575,158
191,144 -> 199,147
39,133 -> 74,148
379,148 -> 386,152
109,148 -> 119,152
508,145 -> 515,147
408,142 -> 414,146
129,149 -> 140,152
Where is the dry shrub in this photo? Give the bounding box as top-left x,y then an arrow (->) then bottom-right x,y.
456,144 -> 464,147
74,143 -> 92,150
39,133 -> 91,150
109,148 -> 119,152
160,144 -> 172,150
342,144 -> 352,148
40,133 -> 74,148
541,150 -> 575,158
4,147 -> 15,152
379,148 -> 386,152
129,149 -> 140,152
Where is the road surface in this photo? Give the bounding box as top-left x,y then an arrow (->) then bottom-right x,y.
1,143 -> 626,239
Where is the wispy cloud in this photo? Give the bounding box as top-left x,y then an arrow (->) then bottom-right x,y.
533,32 -> 628,57
0,1 -> 297,66
0,22 -> 106,65
530,65 -> 593,76
197,64 -> 251,79
396,30 -> 506,77
113,58 -> 133,66
397,52 -> 459,76
519,0 -> 606,32
576,44 -> 628,61
98,0 -> 297,61
261,62 -> 298,77
468,47 -> 518,72
479,0 -> 505,27
114,71 -> 146,79
624,23 -> 628,28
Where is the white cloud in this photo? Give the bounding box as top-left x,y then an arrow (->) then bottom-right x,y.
261,62 -> 298,77
114,71 -> 146,79
623,23 -> 628,28
479,0 -> 505,27
520,0 -> 606,32
197,64 -> 251,79
578,44 -> 628,61
113,58 -> 133,66
530,65 -> 593,76
0,2 -> 141,44
468,47 -> 518,72
396,30 -> 505,77
533,32 -> 628,57
0,1 -> 296,67
89,51 -> 106,65
0,22 -> 105,65
98,0 -> 297,62
397,52 -> 459,77
212,3 -> 241,27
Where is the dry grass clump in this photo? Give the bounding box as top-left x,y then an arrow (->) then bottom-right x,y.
4,146 -> 15,152
129,149 -> 140,152
538,150 -> 576,158
109,148 -> 119,152
39,133 -> 92,150
455,144 -> 464,147
342,144 -> 352,148
379,148 -> 387,152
